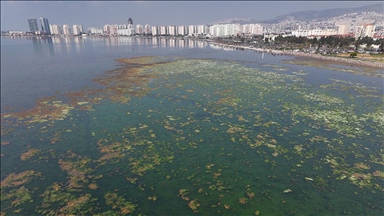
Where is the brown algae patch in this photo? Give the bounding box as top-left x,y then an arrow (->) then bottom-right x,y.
1,170 -> 42,188
104,192 -> 137,214
20,148 -> 41,161
96,139 -> 131,165
1,56 -> 174,131
1,98 -> 73,125
38,183 -> 98,215
1,141 -> 10,146
58,152 -> 95,190
1,170 -> 42,209
188,199 -> 201,213
116,56 -> 176,65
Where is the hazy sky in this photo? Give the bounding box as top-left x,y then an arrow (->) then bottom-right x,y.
0,1 -> 379,31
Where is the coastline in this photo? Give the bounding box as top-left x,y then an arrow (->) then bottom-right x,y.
2,34 -> 383,69
210,42 -> 384,69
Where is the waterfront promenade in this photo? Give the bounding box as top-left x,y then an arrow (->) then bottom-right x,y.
210,42 -> 384,69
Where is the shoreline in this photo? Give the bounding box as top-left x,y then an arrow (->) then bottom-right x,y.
210,42 -> 384,69
2,35 -> 383,69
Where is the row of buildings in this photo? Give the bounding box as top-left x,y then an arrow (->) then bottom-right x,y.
28,17 -> 85,36
92,23 -> 263,37
291,24 -> 375,38
26,17 -> 378,39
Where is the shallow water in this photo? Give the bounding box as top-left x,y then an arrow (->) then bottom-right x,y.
1,36 -> 383,215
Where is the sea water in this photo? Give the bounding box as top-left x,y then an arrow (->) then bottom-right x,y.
1,36 -> 383,215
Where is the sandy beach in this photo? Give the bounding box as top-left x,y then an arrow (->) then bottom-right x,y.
210,42 -> 384,69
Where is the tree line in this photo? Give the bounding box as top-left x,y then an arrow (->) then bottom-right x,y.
273,35 -> 384,51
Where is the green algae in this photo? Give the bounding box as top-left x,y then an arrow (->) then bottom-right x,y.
1,56 -> 383,215
282,59 -> 384,77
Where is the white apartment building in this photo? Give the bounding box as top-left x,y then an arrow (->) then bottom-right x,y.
168,26 -> 176,36
355,24 -> 375,38
62,25 -> 71,35
151,26 -> 159,36
111,25 -> 118,35
103,24 -> 124,35
136,25 -> 143,34
225,24 -> 240,36
242,24 -> 251,34
210,24 -> 260,37
188,25 -> 197,36
49,24 -> 62,35
144,24 -> 151,34
209,25 -> 216,36
160,26 -> 168,35
250,24 -> 263,35
197,25 -> 208,35
292,29 -> 337,37
73,25 -> 83,35
103,25 -> 111,35
292,30 -> 311,37
336,24 -> 349,35
177,26 -> 185,36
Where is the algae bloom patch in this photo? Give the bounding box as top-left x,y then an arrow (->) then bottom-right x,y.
1,56 -> 383,215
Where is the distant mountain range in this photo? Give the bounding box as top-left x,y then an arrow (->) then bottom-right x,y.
212,3 -> 383,24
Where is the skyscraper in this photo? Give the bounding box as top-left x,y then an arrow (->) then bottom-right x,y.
40,17 -> 50,34
128,18 -> 133,25
28,19 -> 39,33
72,25 -> 83,35
62,25 -> 71,35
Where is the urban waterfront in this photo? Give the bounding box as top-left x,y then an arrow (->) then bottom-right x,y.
1,37 -> 383,215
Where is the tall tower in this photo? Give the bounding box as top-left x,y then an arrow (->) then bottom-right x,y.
28,19 -> 39,33
128,18 -> 133,25
40,17 -> 51,34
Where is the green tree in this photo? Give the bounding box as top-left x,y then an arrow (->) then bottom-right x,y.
350,52 -> 357,58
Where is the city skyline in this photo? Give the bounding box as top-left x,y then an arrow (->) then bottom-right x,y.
0,1 -> 379,31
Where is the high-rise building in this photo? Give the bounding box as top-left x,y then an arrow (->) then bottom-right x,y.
151,26 -> 159,36
62,25 -> 71,35
40,17 -> 50,34
128,18 -> 133,25
177,26 -> 185,36
160,26 -> 168,35
73,25 -> 83,35
136,25 -> 143,34
168,26 -> 176,36
49,24 -> 62,35
28,19 -> 39,33
197,25 -> 208,35
250,24 -> 263,35
103,25 -> 111,35
359,24 -> 375,38
144,24 -> 151,34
